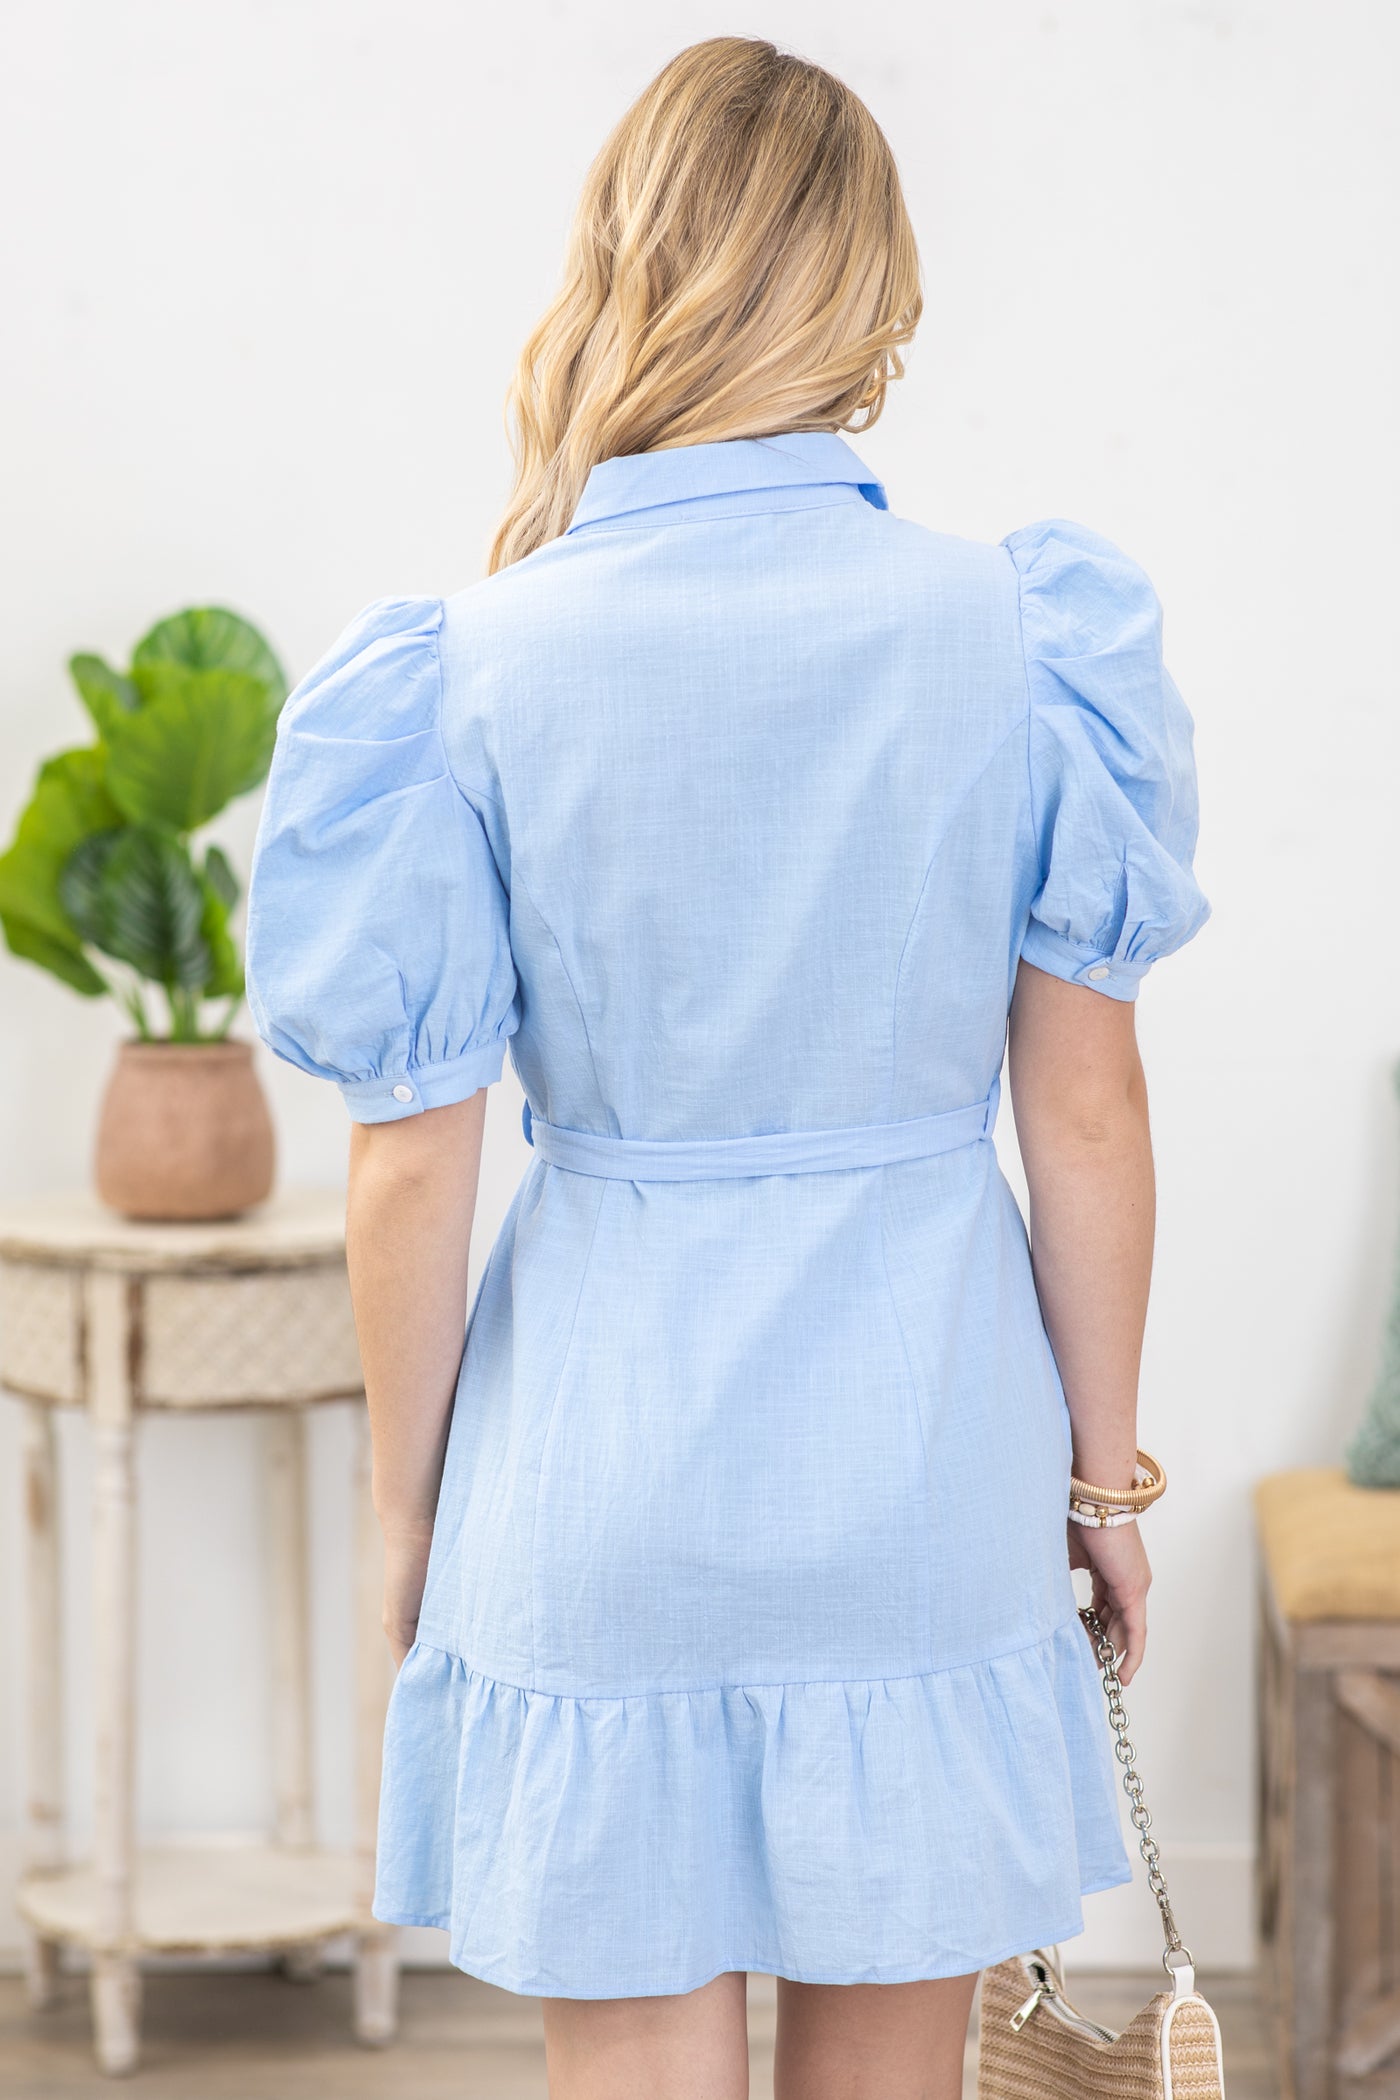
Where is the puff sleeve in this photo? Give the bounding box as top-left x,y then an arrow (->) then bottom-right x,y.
244,597 -> 519,1122
1003,519 -> 1211,1000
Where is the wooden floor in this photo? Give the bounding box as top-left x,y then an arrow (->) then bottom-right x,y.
0,1962 -> 1269,2097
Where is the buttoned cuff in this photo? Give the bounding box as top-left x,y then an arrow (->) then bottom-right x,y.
338,1040 -> 509,1123
1019,922 -> 1150,1002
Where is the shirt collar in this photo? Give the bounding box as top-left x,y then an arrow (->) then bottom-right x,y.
566,429 -> 888,533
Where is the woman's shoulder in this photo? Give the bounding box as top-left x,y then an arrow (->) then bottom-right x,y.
999,517 -> 1165,659
998,515 -> 1187,755
277,595 -> 445,741
860,506 -> 1156,624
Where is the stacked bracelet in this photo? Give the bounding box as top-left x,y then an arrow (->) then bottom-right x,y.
1067,1447 -> 1166,1528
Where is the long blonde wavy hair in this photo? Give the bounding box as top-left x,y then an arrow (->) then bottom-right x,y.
488,38 -> 922,573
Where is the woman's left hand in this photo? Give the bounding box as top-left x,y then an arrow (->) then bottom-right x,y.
381,1521 -> 434,1669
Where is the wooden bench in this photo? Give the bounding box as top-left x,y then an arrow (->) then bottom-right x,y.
1256,1467 -> 1400,2099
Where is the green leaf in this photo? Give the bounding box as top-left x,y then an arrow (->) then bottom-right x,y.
197,868 -> 243,999
68,653 -> 140,740
59,826 -> 210,988
107,665 -> 280,831
132,607 -> 287,703
202,841 -> 239,910
0,910 -> 107,995
58,827 -> 124,948
0,746 -> 124,950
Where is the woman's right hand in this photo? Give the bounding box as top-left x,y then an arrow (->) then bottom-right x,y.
1068,1519 -> 1151,1684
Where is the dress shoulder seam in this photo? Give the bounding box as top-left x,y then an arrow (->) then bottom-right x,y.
1000,543 -> 1039,854
427,611 -> 505,809
889,708 -> 1028,1099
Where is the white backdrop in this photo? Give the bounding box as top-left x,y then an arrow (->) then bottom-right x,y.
2,0 -> 1397,1974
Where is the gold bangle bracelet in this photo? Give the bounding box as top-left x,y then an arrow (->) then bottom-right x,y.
1068,1447 -> 1167,1513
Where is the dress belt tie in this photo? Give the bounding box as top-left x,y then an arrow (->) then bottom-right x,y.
520,1082 -> 999,1182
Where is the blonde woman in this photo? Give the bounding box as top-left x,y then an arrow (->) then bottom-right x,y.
245,36 -> 1209,2100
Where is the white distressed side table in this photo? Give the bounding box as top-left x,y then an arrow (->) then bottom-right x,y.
0,1189 -> 399,2076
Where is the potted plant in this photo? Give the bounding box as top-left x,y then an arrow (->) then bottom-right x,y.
0,607 -> 287,1220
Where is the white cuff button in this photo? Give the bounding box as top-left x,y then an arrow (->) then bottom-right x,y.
1086,965 -> 1111,981
392,1083 -> 414,1102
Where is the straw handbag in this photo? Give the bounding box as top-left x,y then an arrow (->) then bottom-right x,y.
976,1606 -> 1226,2099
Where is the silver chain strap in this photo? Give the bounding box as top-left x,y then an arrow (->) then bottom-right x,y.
1079,1603 -> 1194,1978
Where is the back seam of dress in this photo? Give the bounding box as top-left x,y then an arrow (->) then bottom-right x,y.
1002,540 -> 1040,866
426,610 -> 511,813
526,1173 -> 610,1683
509,862 -> 615,1138
1003,542 -> 1050,998
876,1167 -> 934,1658
887,712 -> 1028,1112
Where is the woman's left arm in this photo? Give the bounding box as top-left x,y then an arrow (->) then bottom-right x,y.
345,1090 -> 488,1667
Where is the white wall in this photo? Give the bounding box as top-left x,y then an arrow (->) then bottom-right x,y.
2,0 -> 1396,1975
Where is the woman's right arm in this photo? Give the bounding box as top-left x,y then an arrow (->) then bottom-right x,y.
1007,956 -> 1156,1683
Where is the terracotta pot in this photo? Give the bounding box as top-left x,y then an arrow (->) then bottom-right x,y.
94,1039 -> 276,1221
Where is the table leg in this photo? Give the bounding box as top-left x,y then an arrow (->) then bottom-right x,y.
1288,1659 -> 1337,2100
264,1405 -> 327,1980
88,1270 -> 140,2077
265,1406 -> 313,1848
351,1402 -> 398,2046
21,1399 -> 64,2009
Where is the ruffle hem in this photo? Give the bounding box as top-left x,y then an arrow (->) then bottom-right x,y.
371,1613 -> 1132,1998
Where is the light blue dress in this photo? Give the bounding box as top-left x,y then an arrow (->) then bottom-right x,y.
244,430 -> 1210,1997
